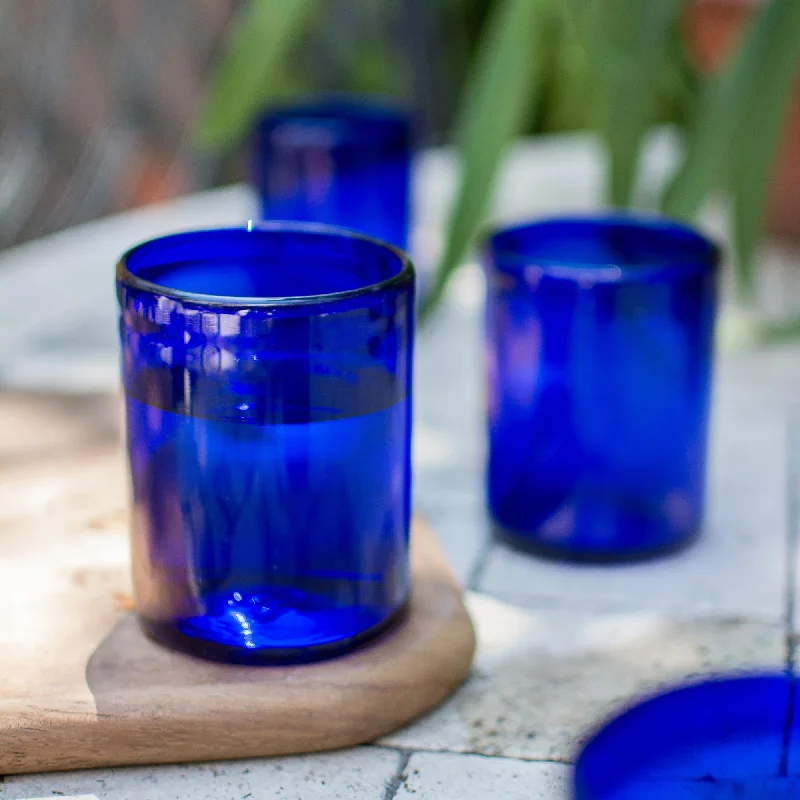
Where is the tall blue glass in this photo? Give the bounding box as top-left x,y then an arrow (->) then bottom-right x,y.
252,97 -> 411,250
484,215 -> 719,561
117,224 -> 415,664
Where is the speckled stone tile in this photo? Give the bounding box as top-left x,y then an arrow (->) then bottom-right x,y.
0,748 -> 401,800
394,751 -> 570,800
380,593 -> 785,762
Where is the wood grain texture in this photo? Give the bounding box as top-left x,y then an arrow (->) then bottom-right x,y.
0,392 -> 475,775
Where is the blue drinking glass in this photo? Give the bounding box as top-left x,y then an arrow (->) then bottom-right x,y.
117,224 -> 415,664
252,96 -> 411,251
574,674 -> 798,799
484,215 -> 719,561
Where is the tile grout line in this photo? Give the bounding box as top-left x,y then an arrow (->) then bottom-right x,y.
381,749 -> 412,800
370,742 -> 573,766
466,532 -> 494,592
780,413 -> 800,776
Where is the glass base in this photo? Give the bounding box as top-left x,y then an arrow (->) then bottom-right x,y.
139,589 -> 408,665
491,518 -> 700,564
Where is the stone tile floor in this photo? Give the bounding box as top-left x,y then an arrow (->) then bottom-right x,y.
2,147 -> 800,796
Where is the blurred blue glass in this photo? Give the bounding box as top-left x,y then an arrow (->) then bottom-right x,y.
484,216 -> 719,561
117,224 -> 415,664
252,96 -> 411,250
574,674 -> 800,799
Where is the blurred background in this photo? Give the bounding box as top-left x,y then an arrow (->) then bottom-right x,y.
0,0 -> 231,249
0,0 -> 695,248
1,0 -> 799,321
0,0 -> 465,250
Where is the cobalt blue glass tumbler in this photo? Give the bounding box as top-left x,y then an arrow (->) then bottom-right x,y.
252,96 -> 411,250
117,224 -> 415,664
485,216 -> 719,561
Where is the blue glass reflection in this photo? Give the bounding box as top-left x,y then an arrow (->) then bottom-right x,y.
253,96 -> 411,250
574,674 -> 799,799
484,216 -> 719,561
117,225 -> 415,664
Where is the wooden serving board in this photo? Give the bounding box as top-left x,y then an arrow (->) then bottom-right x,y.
0,392 -> 475,775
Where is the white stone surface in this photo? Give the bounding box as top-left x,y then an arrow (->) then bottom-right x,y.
0,749 -> 401,800
394,751 -> 571,800
380,593 -> 784,761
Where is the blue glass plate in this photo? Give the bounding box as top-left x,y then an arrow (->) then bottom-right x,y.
574,674 -> 800,799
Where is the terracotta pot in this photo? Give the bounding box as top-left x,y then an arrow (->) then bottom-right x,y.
685,0 -> 800,239
115,144 -> 188,211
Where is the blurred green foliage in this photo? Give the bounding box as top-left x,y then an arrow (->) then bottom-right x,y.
198,0 -> 800,319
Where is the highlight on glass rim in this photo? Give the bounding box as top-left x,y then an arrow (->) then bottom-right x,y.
1,0 -> 799,796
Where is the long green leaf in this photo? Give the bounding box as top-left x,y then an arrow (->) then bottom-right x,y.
662,0 -> 800,224
196,0 -> 317,150
419,0 -> 549,321
729,0 -> 800,296
585,0 -> 685,206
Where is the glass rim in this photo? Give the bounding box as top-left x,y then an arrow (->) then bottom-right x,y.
255,92 -> 411,127
116,221 -> 415,309
485,213 -> 721,284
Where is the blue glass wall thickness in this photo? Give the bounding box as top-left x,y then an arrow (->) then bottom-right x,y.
253,98 -> 411,250
485,217 -> 718,561
117,227 -> 414,664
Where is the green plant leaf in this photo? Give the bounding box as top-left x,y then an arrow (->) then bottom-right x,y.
420,0 -> 550,321
583,0 -> 685,207
536,5 -> 597,134
663,0 -> 800,229
728,0 -> 800,296
196,0 -> 317,150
